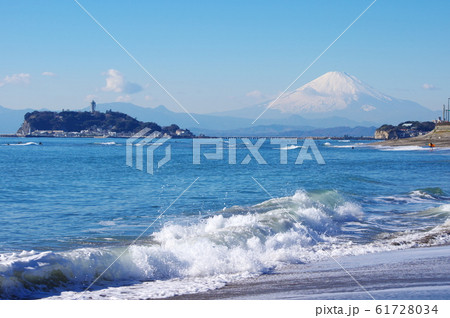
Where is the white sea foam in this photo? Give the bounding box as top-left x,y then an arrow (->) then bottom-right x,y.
53,217 -> 450,300
278,145 -> 302,150
331,145 -> 356,148
0,190 -> 448,299
134,142 -> 165,146
94,141 -> 118,146
4,142 -> 39,146
372,144 -> 450,152
375,145 -> 428,151
99,221 -> 116,226
376,188 -> 445,205
410,190 -> 435,200
331,143 -> 371,149
387,217 -> 450,247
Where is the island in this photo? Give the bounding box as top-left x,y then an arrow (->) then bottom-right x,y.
16,110 -> 194,138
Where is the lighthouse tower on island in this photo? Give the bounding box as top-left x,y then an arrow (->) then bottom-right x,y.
91,100 -> 96,113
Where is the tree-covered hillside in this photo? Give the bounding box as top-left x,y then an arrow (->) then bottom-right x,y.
18,110 -> 193,137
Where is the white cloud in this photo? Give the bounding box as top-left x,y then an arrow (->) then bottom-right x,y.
42,71 -> 56,77
0,73 -> 31,87
85,94 -> 97,102
102,69 -> 123,92
422,83 -> 438,90
102,69 -> 142,94
245,90 -> 264,99
116,95 -> 132,102
361,104 -> 376,112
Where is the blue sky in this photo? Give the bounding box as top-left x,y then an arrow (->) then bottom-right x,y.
0,0 -> 449,113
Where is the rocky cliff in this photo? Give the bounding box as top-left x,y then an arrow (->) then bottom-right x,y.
374,126 -> 397,139
373,122 -> 450,147
374,121 -> 435,140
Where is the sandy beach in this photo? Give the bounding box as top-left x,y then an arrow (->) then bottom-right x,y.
373,124 -> 450,148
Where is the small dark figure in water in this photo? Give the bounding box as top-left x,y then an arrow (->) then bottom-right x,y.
352,147 -> 354,149
39,142 -> 42,145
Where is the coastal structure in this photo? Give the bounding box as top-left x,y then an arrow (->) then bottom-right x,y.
375,96 -> 450,143
442,98 -> 450,122
374,122 -> 450,147
374,121 -> 435,140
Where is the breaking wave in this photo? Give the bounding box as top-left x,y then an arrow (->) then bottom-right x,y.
3,142 -> 39,146
93,141 -> 119,146
1,190 -> 449,299
374,145 -> 450,152
278,145 -> 302,150
375,187 -> 448,204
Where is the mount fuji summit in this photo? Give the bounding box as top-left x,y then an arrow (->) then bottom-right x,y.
268,71 -> 436,124
272,71 -> 391,113
218,71 -> 437,126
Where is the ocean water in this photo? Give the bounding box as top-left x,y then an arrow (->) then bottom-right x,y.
0,138 -> 449,299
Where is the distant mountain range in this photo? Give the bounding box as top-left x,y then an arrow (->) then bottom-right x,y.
212,71 -> 438,124
0,71 -> 439,136
192,125 -> 377,138
0,105 -> 35,134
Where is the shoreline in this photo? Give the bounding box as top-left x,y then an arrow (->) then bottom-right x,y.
0,135 -> 374,140
373,138 -> 450,148
373,124 -> 450,148
166,245 -> 450,300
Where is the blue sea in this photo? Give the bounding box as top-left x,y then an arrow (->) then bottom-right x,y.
0,137 -> 449,299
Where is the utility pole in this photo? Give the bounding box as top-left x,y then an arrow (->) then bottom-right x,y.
448,98 -> 450,122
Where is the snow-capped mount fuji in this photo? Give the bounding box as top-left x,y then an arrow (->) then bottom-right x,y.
267,71 -> 437,124
272,71 -> 392,113
214,71 -> 437,125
